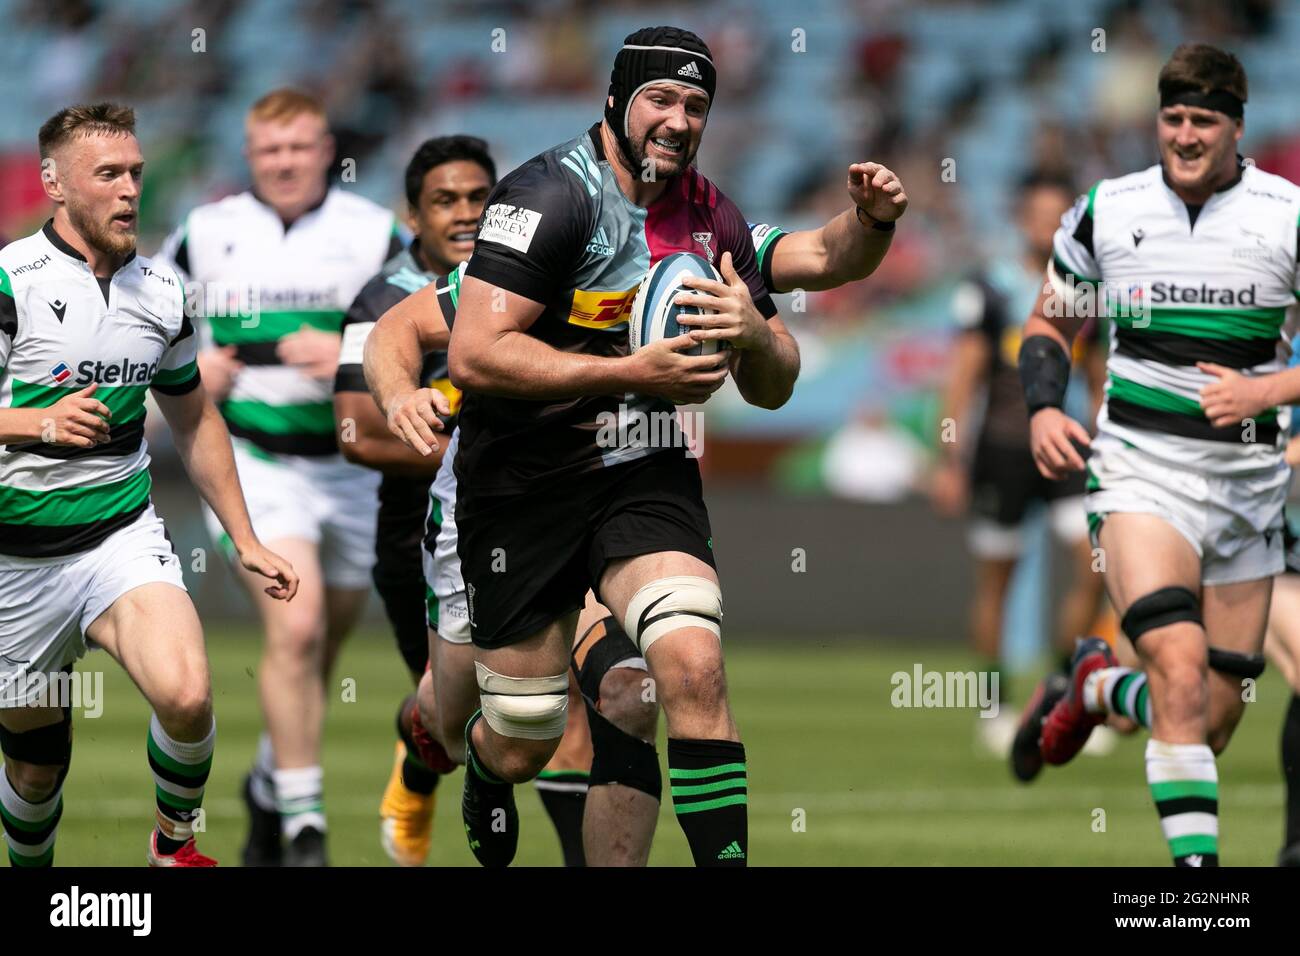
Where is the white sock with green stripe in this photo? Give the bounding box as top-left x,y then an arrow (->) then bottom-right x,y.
1084,667 -> 1151,728
249,732 -> 277,811
0,764 -> 62,867
148,713 -> 214,853
667,738 -> 748,867
1146,739 -> 1219,866
274,766 -> 325,840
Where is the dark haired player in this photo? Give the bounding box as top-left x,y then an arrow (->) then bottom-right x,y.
331,136 -> 494,866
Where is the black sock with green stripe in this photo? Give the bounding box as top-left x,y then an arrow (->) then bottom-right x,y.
667,738 -> 747,866
0,763 -> 63,867
535,770 -> 588,867
1147,739 -> 1218,867
395,696 -> 438,796
148,713 -> 214,855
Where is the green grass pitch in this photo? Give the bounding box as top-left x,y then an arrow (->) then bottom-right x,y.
47,629 -> 1290,866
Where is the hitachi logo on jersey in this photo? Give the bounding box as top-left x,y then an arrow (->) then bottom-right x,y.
76,358 -> 159,386
1147,281 -> 1258,307
12,254 -> 51,275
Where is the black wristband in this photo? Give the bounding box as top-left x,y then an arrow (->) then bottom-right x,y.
856,206 -> 895,232
1019,335 -> 1071,417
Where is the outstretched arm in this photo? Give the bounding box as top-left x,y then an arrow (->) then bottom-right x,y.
154,384 -> 298,600
767,162 -> 908,293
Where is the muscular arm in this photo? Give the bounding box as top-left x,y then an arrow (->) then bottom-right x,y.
154,384 -> 257,550
768,161 -> 907,293
335,390 -> 445,476
363,282 -> 452,416
446,275 -> 639,399
768,209 -> 894,293
728,317 -> 801,410
1024,269 -> 1088,352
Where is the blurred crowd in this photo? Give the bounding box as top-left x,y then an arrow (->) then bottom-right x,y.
4,0 -> 1297,314
3,0 -> 1299,460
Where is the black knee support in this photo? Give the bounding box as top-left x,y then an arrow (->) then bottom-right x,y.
573,617 -> 661,800
586,705 -> 661,799
574,616 -> 642,701
0,707 -> 72,767
1207,646 -> 1266,680
1121,586 -> 1201,642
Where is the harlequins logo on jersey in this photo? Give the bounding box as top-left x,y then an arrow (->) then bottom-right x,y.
74,357 -> 159,386
693,232 -> 714,263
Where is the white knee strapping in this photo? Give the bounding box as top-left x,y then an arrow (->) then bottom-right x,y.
622,575 -> 723,655
474,661 -> 568,740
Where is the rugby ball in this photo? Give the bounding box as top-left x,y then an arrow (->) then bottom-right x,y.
629,252 -> 727,356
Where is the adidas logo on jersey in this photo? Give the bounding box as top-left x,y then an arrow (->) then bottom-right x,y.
587,226 -> 615,257
716,840 -> 745,860
678,61 -> 703,80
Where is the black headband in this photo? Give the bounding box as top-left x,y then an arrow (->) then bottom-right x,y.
1160,88 -> 1244,119
605,28 -> 716,170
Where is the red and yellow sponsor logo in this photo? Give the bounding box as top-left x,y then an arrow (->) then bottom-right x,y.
568,286 -> 638,329
424,377 -> 463,415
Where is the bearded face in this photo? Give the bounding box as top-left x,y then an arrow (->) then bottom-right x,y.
622,82 -> 708,179
50,132 -> 143,257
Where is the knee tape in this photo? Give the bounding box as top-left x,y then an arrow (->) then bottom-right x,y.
622,576 -> 722,655
1207,646 -> 1266,680
474,661 -> 568,740
0,708 -> 72,766
1121,586 -> 1201,643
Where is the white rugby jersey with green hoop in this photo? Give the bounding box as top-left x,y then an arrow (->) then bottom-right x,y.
159,188 -> 402,456
0,221 -> 198,560
1052,161 -> 1300,474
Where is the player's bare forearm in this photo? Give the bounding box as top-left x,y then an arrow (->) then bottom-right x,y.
0,407 -> 43,443
448,278 -> 637,399
1253,365 -> 1300,407
1024,280 -> 1086,350
452,325 -> 635,399
155,386 -> 257,549
730,323 -> 800,409
364,304 -> 436,417
773,208 -> 892,293
334,391 -> 445,475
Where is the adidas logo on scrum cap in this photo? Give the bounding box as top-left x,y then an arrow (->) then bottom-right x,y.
678,61 -> 703,80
